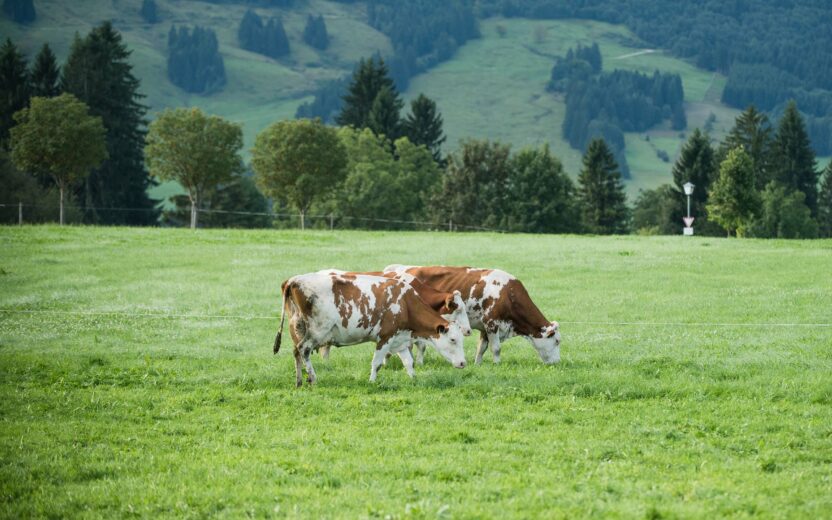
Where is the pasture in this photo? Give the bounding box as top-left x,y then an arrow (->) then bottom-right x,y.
1,226 -> 831,518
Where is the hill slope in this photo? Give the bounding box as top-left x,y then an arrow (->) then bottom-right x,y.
1,1 -> 774,196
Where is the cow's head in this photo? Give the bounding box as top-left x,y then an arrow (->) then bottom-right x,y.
529,321 -> 561,364
429,319 -> 467,369
443,290 -> 472,336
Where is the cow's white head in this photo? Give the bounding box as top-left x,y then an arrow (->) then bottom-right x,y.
443,290 -> 472,337
529,321 -> 561,364
429,319 -> 467,369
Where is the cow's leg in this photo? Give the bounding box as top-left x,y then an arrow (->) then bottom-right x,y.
320,345 -> 330,360
475,331 -> 489,365
303,344 -> 317,385
293,346 -> 303,388
397,348 -> 416,378
490,333 -> 503,364
369,342 -> 392,382
416,343 -> 426,365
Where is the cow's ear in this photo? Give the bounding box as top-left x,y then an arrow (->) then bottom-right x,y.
545,321 -> 559,337
436,323 -> 448,334
444,294 -> 457,311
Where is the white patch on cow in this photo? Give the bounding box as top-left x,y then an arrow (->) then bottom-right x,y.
390,303 -> 401,314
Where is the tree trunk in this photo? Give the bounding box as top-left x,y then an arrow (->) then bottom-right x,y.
299,209 -> 305,231
59,185 -> 65,226
190,193 -> 198,229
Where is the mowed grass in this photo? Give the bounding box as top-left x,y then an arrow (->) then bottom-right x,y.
1,226 -> 831,518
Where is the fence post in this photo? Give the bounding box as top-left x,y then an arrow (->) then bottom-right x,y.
448,218 -> 453,232
18,202 -> 23,225
329,213 -> 334,231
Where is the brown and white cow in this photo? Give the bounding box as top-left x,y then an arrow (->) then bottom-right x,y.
384,265 -> 561,365
273,271 -> 467,387
315,269 -> 472,362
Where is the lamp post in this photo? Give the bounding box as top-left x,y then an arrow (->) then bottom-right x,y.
682,182 -> 695,236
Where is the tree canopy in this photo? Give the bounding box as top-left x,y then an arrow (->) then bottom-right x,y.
576,138 -> 629,234
707,147 -> 760,237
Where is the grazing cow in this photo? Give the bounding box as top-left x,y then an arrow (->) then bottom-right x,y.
273,271 -> 467,387
316,270 -> 472,363
384,265 -> 561,365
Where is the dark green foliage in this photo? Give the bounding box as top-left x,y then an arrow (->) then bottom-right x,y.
140,0 -> 158,24
295,76 -> 348,122
0,149 -> 80,223
402,94 -> 445,162
303,0 -> 479,112
29,44 -> 60,98
336,57 -> 399,131
577,138 -> 629,234
707,147 -> 760,237
61,23 -> 157,225
555,43 -> 685,179
167,25 -> 226,94
436,139 -> 511,229
633,184 -> 677,235
303,14 -> 329,50
367,86 -> 403,140
718,106 -> 773,189
0,38 -> 29,144
503,144 -> 578,233
163,174 -> 270,228
2,0 -> 35,23
818,162 -> 832,238
672,129 -> 718,234
752,182 -> 818,239
770,101 -> 818,215
238,10 -> 290,59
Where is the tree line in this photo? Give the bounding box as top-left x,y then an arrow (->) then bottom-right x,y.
552,43 -> 686,178
0,25 -> 156,225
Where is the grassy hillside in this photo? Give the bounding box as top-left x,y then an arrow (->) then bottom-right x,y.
406,18 -> 742,196
2,226 -> 832,517
3,3 -> 747,198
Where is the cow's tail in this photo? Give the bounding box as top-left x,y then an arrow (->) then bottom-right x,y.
273,280 -> 291,355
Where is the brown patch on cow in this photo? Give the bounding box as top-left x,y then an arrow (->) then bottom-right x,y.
331,278 -> 373,329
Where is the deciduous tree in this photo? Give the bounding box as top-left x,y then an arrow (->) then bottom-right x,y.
145,108 -> 244,229
818,161 -> 832,238
707,147 -> 760,237
10,94 -> 107,225
252,119 -> 347,230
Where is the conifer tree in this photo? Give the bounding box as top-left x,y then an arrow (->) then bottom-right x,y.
2,0 -> 35,23
770,101 -> 819,214
30,43 -> 60,98
577,138 -> 629,234
336,57 -> 397,130
719,105 -> 772,188
61,22 -> 157,224
367,85 -> 403,140
402,94 -> 445,162
0,38 -> 29,143
707,147 -> 760,237
303,14 -> 329,50
818,161 -> 832,238
672,128 -> 716,229
140,0 -> 158,24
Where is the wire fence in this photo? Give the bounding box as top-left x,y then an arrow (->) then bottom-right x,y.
0,308 -> 830,329
0,202 -> 504,232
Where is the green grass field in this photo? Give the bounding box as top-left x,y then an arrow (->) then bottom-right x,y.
1,226 -> 831,518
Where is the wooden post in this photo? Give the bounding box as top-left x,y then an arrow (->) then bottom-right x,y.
329,213 -> 334,231
448,218 -> 452,232
18,202 -> 22,225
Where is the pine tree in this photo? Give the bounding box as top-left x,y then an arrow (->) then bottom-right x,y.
367,85 -> 403,140
303,14 -> 329,50
672,128 -> 716,231
140,0 -> 158,24
707,147 -> 760,237
336,57 -> 397,130
577,138 -> 629,234
61,22 -> 157,225
818,161 -> 832,238
770,101 -> 819,214
719,105 -> 773,189
2,0 -> 36,23
30,43 -> 60,98
0,38 -> 29,144
402,94 -> 445,162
